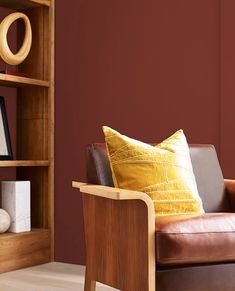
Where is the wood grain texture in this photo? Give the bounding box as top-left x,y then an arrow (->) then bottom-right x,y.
0,160 -> 49,167
0,0 -> 50,9
16,6 -> 50,268
0,73 -> 49,87
0,0 -> 54,273
73,182 -> 156,203
16,4 -> 54,258
73,182 -> 155,291
48,0 -> 55,260
19,8 -> 45,79
16,86 -> 48,157
84,272 -> 96,291
0,229 -> 51,274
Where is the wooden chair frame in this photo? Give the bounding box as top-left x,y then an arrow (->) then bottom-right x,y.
72,182 -> 155,291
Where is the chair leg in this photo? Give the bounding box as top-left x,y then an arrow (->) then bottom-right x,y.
84,268 -> 96,291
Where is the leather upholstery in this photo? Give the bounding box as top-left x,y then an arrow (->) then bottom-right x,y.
189,145 -> 229,212
157,263 -> 235,291
86,143 -> 230,212
86,143 -> 235,290
86,143 -> 114,187
156,213 -> 235,265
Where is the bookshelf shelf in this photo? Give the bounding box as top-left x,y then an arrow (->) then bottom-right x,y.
0,73 -> 50,88
0,0 -> 50,10
0,160 -> 49,167
0,229 -> 51,273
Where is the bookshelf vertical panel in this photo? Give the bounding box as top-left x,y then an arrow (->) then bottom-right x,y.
17,88 -> 48,160
48,0 -> 54,260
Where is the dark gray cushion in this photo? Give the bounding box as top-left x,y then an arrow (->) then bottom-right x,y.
86,143 -> 230,213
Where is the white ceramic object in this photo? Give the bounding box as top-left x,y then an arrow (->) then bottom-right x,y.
2,181 -> 31,233
0,12 -> 32,65
0,208 -> 11,233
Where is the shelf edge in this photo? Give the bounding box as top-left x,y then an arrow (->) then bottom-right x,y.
0,73 -> 50,88
0,160 -> 49,167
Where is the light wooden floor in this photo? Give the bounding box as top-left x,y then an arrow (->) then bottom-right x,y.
0,262 -> 119,291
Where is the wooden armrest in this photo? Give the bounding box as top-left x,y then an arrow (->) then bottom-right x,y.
72,181 -> 156,290
224,179 -> 235,210
72,181 -> 154,208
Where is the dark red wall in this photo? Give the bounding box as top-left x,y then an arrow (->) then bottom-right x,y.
220,0 -> 235,176
55,0 -> 235,264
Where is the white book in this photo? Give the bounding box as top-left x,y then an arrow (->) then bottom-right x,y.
1,181 -> 31,233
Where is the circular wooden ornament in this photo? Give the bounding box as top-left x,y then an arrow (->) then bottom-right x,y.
0,12 -> 32,66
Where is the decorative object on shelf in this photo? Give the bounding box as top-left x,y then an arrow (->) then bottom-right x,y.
0,96 -> 12,160
2,181 -> 31,233
0,208 -> 11,233
0,12 -> 32,76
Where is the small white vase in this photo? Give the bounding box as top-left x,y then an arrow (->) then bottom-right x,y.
0,208 -> 11,233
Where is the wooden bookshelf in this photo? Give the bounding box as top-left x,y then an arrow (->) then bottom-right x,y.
0,73 -> 49,88
0,0 -> 50,9
0,0 -> 54,273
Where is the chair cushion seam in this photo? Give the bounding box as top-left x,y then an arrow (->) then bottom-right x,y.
158,254 -> 235,262
156,231 -> 235,235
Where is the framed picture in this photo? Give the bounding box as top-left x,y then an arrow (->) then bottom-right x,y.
0,96 -> 12,160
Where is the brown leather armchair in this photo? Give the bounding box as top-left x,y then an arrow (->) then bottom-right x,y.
73,144 -> 235,291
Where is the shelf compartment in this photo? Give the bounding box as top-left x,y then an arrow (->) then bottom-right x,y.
0,73 -> 50,88
0,0 -> 50,9
0,228 -> 49,238
0,228 -> 51,273
0,160 -> 49,167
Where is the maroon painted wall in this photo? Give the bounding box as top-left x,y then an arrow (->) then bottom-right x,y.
220,0 -> 235,176
55,0 -> 235,264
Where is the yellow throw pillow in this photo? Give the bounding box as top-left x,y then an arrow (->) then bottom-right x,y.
103,126 -> 204,216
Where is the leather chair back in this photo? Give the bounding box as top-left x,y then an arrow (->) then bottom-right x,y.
86,143 -> 230,212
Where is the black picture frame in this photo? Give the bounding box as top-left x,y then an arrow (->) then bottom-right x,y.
0,96 -> 13,160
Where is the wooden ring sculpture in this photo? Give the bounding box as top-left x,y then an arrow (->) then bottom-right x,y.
0,12 -> 32,66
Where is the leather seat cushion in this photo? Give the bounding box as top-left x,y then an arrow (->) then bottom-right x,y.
156,213 -> 235,266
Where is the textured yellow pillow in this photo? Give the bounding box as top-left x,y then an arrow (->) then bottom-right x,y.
103,126 -> 204,216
